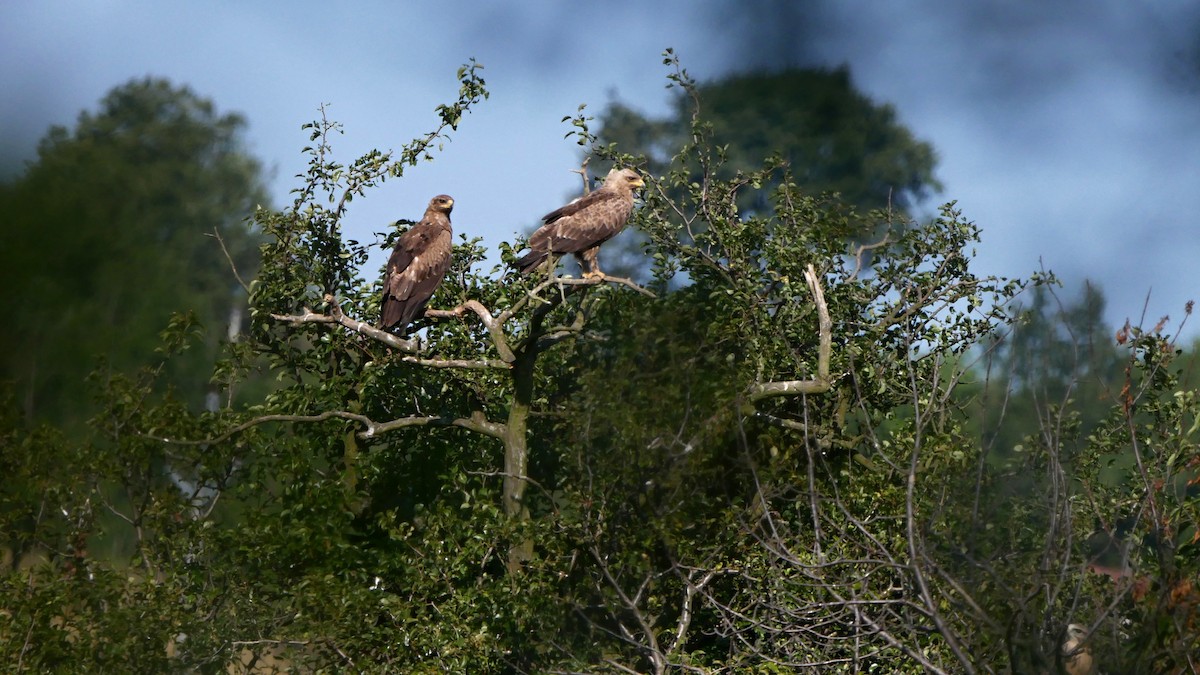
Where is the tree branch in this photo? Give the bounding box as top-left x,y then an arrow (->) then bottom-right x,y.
399,355 -> 510,370
271,301 -> 419,353
141,408 -> 506,444
425,299 -> 516,363
208,226 -> 250,294
497,274 -> 655,325
749,264 -> 833,400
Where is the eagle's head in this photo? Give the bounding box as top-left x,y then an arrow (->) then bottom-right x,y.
604,168 -> 645,192
428,194 -> 455,215
1061,624 -> 1095,675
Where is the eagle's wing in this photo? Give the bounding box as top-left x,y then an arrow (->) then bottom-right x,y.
381,220 -> 452,330
540,187 -> 613,225
530,189 -> 631,255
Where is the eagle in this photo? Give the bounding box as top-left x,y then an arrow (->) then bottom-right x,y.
379,194 -> 454,333
514,167 -> 644,278
1060,624 -> 1095,675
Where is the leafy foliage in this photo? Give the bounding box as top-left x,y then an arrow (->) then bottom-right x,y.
2,55 -> 1198,674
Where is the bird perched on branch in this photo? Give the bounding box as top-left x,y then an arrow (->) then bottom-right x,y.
1060,623 -> 1095,675
380,194 -> 454,333
514,167 -> 644,279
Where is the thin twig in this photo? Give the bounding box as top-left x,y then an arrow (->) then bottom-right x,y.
208,227 -> 250,294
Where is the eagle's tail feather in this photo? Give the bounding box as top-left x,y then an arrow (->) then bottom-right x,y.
381,297 -> 424,334
514,251 -> 550,276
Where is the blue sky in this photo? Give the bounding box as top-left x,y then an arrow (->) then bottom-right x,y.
4,0 -> 1199,340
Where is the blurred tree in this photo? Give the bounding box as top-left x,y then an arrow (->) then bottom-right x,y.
0,78 -> 268,427
981,281 -> 1126,466
597,63 -> 940,218
585,62 -> 941,279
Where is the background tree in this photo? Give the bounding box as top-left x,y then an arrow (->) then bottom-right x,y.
597,60 -> 939,216
0,77 -> 268,427
586,59 -> 941,279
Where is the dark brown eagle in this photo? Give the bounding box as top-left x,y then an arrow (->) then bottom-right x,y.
514,167 -> 644,278
379,194 -> 454,332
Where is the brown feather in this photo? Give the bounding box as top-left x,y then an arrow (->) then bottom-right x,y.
515,168 -> 643,276
380,194 -> 454,332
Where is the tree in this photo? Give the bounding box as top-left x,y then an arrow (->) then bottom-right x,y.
2,55 -> 1197,673
0,78 -> 268,427
596,58 -> 940,218
583,58 -> 942,281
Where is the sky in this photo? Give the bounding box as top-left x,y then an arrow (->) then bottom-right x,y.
3,0 -> 1199,340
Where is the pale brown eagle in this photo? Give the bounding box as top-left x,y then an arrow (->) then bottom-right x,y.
1060,624 -> 1095,675
514,167 -> 644,278
380,194 -> 454,332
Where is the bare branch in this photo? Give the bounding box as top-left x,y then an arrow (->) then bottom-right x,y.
230,639 -> 311,647
369,410 -> 505,439
670,567 -> 738,658
571,157 -> 591,195
272,299 -> 507,370
399,355 -> 510,370
271,303 -> 419,352
565,275 -> 656,298
749,264 -> 833,400
589,545 -> 665,674
849,232 -> 892,282
208,227 -> 250,294
497,274 -> 656,325
141,408 -> 506,445
425,299 -> 516,363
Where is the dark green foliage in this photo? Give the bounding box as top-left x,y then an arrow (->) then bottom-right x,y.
0,78 -> 268,427
596,61 -> 940,219
2,55 -> 1198,673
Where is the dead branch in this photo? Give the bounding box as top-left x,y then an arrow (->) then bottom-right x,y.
208,227 -> 250,294
399,355 -> 509,370
555,275 -> 656,298
270,302 -> 419,353
571,157 -> 591,195
141,408 -> 506,445
425,299 -> 516,363
749,264 -> 833,400
368,409 -> 504,439
497,274 -> 656,325
849,232 -> 892,282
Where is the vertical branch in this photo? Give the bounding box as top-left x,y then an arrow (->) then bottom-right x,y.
504,348 -> 535,571
749,264 -> 831,400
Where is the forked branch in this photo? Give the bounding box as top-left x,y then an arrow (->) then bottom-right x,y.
271,299 -> 418,353
425,299 -> 516,363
